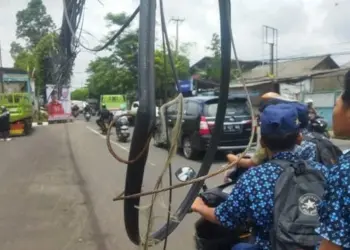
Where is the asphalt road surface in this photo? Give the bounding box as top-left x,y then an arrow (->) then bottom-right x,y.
1,117 -> 349,250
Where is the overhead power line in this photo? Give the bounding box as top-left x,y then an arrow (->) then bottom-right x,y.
62,0 -> 140,52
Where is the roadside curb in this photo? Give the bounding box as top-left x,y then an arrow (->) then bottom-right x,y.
32,122 -> 49,127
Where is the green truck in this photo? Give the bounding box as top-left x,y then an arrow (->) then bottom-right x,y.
100,94 -> 127,115
0,68 -> 34,135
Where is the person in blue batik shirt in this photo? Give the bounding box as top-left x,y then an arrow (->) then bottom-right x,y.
191,103 -> 328,250
292,102 -> 318,161
316,74 -> 350,250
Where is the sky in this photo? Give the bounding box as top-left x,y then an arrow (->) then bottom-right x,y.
1,0 -> 350,89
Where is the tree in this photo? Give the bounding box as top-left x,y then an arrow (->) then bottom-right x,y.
33,33 -> 59,92
15,0 -> 56,48
71,87 -> 89,100
13,33 -> 59,95
204,33 -> 221,82
207,33 -> 220,58
86,12 -> 139,99
13,51 -> 35,72
10,42 -> 24,59
86,11 -> 190,102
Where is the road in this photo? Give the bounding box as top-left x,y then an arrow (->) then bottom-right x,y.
1,118 -> 349,250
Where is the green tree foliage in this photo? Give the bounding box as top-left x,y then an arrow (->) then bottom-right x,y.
205,33 -> 221,81
11,0 -> 57,93
15,0 -> 56,48
71,87 -> 89,100
10,42 -> 24,59
86,11 -> 191,102
201,33 -> 241,81
33,33 -> 59,92
13,51 -> 35,71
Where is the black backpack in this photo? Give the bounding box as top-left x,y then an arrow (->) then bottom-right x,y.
269,159 -> 326,250
303,132 -> 342,166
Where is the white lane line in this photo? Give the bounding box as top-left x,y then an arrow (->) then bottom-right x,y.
86,126 -> 128,151
86,126 -> 156,166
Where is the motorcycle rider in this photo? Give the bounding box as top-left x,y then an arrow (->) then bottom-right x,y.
0,106 -> 11,141
316,74 -> 350,250
305,98 -> 318,119
191,103 -> 328,250
83,103 -> 92,114
96,104 -> 112,133
72,103 -> 79,116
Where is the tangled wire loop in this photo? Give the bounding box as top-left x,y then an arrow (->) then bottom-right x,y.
111,99 -> 256,201
106,113 -> 153,164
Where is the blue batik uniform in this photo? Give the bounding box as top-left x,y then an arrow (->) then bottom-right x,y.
316,151 -> 350,249
294,128 -> 318,161
215,152 -> 328,250
214,104 -> 329,250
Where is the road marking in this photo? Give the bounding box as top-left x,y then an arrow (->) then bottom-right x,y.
86,126 -> 156,166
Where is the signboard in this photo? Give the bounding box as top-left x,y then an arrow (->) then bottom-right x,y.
3,74 -> 29,82
176,79 -> 193,93
46,85 -> 72,121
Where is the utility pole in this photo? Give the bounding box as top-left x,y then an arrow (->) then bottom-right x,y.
0,41 -> 3,67
170,17 -> 184,56
262,25 -> 279,93
0,41 -> 3,93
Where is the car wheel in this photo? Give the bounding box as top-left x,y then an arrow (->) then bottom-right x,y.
182,136 -> 198,160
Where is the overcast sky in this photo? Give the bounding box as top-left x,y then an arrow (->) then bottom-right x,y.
1,0 -> 350,89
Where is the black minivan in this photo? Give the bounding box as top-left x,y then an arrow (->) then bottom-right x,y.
153,96 -> 257,159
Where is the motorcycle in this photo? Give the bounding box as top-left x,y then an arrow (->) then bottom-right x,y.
84,112 -> 91,122
115,116 -> 130,142
174,166 -> 252,250
72,110 -> 79,118
308,115 -> 330,138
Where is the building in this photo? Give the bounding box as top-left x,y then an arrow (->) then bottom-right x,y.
190,56 -> 262,74
0,67 -> 31,93
229,55 -> 349,126
229,55 -> 341,101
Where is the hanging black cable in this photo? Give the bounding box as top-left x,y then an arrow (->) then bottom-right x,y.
123,0 -> 157,245
82,6 -> 140,52
123,0 -> 232,244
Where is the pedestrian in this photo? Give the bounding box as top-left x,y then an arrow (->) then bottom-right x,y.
316,72 -> 350,250
0,106 -> 11,141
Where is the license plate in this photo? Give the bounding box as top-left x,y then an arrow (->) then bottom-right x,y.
224,124 -> 241,132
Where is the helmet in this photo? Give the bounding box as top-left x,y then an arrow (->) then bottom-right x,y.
305,99 -> 313,104
1,106 -> 6,112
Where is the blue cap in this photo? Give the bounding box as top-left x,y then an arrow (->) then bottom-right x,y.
291,102 -> 308,128
260,103 -> 300,136
259,99 -> 309,129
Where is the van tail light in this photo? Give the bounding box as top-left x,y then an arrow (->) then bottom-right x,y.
199,116 -> 211,135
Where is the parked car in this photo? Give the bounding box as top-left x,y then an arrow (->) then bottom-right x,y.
129,101 -> 159,125
153,96 -> 257,159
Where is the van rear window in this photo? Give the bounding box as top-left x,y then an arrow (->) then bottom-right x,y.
204,101 -> 250,117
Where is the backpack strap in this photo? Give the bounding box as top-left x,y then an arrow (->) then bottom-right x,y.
270,159 -> 307,175
302,134 -> 322,162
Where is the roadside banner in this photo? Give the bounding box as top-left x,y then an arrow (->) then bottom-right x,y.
46,85 -> 72,121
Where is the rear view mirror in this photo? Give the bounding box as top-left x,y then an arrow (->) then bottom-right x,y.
175,167 -> 196,182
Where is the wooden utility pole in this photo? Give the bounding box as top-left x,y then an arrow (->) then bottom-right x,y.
170,17 -> 184,56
